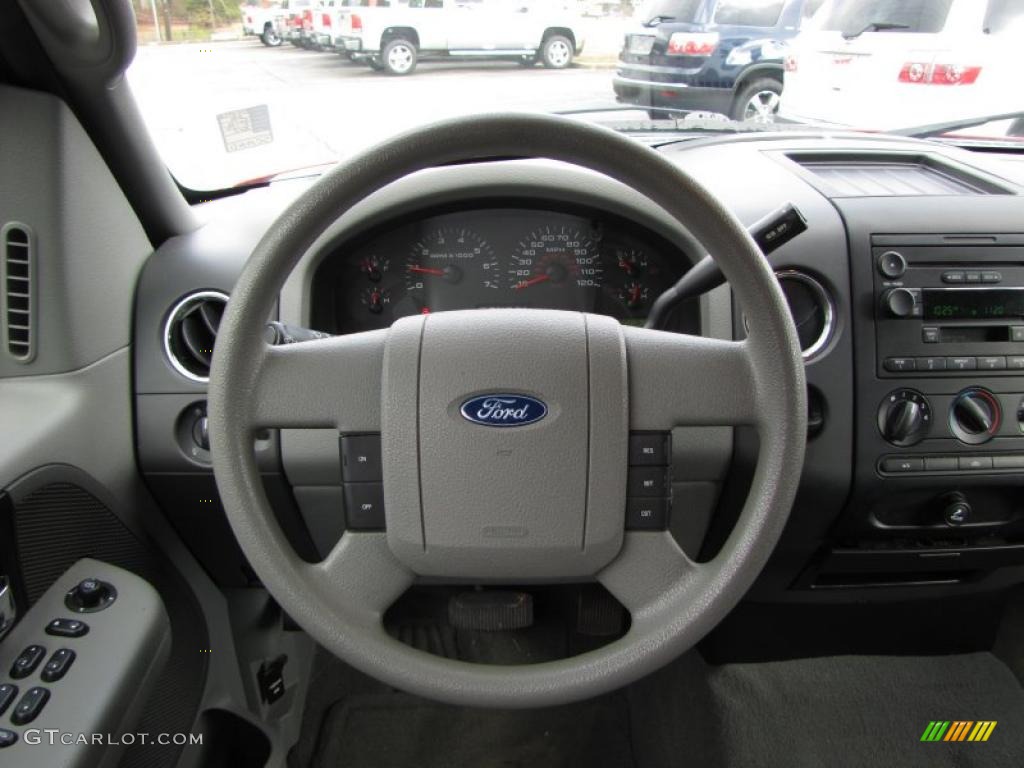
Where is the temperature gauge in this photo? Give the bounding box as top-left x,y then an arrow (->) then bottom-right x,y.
361,286 -> 391,315
620,280 -> 650,310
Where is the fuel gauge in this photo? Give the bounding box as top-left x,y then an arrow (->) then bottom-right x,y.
359,254 -> 390,283
616,248 -> 649,277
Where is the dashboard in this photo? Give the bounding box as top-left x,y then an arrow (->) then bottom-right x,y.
132,130 -> 1024,606
309,204 -> 691,334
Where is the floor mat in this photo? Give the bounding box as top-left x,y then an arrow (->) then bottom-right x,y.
630,651 -> 1024,768
310,692 -> 634,768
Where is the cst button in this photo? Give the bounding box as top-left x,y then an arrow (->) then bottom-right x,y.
626,498 -> 670,530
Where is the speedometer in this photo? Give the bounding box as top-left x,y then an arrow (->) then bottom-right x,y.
507,225 -> 603,302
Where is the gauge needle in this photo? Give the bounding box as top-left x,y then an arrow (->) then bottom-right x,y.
408,265 -> 446,276
513,274 -> 551,291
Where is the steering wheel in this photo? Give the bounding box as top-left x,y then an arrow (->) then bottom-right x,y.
208,113 -> 805,708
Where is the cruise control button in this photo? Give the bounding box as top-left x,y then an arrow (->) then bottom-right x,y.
10,686 -> 49,726
41,648 -> 76,683
881,457 -> 923,473
626,498 -> 670,530
884,357 -> 916,372
343,483 -> 385,530
924,456 -> 957,472
947,357 -> 977,371
959,456 -> 993,471
0,684 -> 16,717
627,467 -> 670,498
10,645 -> 45,680
917,357 -> 946,372
340,434 -> 382,483
0,729 -> 17,748
45,618 -> 89,638
978,356 -> 1007,370
628,433 -> 670,466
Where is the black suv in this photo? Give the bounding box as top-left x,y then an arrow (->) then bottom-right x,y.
613,0 -> 823,121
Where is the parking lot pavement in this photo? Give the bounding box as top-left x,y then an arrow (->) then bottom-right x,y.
128,40 -> 623,190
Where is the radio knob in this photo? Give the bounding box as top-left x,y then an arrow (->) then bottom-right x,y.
950,388 -> 1000,445
878,251 -> 907,279
878,389 -> 931,447
884,288 -> 917,318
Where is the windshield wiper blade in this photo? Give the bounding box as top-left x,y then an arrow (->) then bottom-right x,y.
643,15 -> 675,26
889,110 -> 1024,139
842,21 -> 909,39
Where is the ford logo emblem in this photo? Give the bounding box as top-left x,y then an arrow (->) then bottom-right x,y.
460,394 -> 547,428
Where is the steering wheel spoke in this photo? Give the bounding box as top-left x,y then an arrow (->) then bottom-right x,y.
307,532 -> 414,627
250,330 -> 387,429
597,532 -> 702,618
623,327 -> 759,429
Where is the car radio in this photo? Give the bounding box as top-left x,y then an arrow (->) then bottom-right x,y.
873,241 -> 1024,376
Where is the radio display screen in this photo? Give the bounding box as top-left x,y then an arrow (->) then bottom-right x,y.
923,288 -> 1024,320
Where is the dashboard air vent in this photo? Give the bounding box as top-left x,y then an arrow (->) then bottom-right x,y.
2,224 -> 34,362
164,291 -> 229,382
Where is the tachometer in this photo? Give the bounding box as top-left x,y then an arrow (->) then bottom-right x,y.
507,225 -> 603,300
404,227 -> 500,304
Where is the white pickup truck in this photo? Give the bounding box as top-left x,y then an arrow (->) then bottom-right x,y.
333,0 -> 586,75
240,2 -> 288,47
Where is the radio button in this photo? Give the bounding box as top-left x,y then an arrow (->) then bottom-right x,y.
1011,327 -> 1024,342
884,357 -> 916,372
942,271 -> 966,284
959,456 -> 993,471
878,251 -> 907,279
978,356 -> 1007,371
922,327 -> 940,344
982,271 -> 1003,284
917,357 -> 946,372
925,456 -> 958,472
947,356 -> 977,371
1008,356 -> 1024,370
965,271 -> 982,284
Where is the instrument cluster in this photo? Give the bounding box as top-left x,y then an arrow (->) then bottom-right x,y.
312,205 -> 692,333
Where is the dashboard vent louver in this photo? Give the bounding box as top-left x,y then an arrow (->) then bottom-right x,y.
2,224 -> 34,362
163,291 -> 229,382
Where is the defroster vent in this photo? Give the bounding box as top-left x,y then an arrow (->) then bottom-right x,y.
163,291 -> 229,382
2,224 -> 34,362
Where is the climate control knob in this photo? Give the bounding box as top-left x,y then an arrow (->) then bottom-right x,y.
878,389 -> 932,447
950,388 -> 1001,445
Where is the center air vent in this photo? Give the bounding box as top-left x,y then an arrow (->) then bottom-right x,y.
164,291 -> 228,382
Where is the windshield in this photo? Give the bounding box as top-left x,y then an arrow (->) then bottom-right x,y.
126,0 -> 1024,191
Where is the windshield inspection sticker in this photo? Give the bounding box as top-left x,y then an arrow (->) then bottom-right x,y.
216,105 -> 273,153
